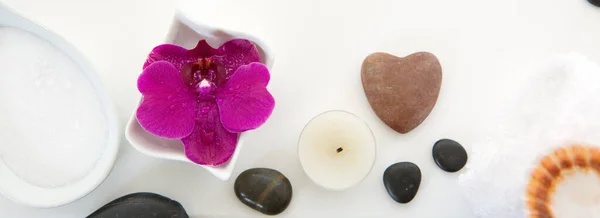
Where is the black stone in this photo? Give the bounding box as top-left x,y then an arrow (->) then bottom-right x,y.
432,139 -> 468,172
383,162 -> 421,203
589,0 -> 600,7
234,168 -> 292,215
87,192 -> 189,218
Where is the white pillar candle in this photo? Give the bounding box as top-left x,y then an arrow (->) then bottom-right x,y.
298,110 -> 376,191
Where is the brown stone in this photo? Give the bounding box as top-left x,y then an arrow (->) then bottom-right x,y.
361,52 -> 442,133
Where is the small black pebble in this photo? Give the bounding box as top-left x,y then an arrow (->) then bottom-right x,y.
383,162 -> 421,203
589,0 -> 600,7
432,139 -> 468,172
87,192 -> 189,218
234,168 -> 293,215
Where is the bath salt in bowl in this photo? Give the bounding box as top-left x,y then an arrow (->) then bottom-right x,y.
0,4 -> 119,208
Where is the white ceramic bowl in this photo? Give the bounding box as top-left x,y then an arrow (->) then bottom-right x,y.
125,8 -> 274,181
0,4 -> 120,208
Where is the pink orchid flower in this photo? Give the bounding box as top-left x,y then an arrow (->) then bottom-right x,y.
136,39 -> 275,166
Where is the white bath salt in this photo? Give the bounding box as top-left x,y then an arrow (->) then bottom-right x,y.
0,27 -> 108,188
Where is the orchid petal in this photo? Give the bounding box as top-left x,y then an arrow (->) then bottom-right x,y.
144,44 -> 195,70
212,39 -> 261,79
216,63 -> 274,133
136,61 -> 197,139
182,100 -> 239,166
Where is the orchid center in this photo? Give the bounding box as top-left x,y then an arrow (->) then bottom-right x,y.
196,58 -> 214,77
199,79 -> 211,88
182,58 -> 223,88
196,79 -> 215,96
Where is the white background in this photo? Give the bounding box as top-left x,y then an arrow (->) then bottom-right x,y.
1,0 -> 600,217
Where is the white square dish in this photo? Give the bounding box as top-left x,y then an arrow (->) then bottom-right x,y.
125,9 -> 274,181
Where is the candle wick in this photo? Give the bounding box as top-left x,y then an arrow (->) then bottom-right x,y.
336,147 -> 344,153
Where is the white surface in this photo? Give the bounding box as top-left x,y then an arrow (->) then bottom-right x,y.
298,110 -> 376,191
0,5 -> 119,208
0,0 -> 599,217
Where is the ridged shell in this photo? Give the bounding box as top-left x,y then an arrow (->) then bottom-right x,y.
525,145 -> 600,218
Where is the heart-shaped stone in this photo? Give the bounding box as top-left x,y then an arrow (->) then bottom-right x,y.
361,52 -> 442,133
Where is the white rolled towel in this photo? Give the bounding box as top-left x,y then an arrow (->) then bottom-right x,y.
459,53 -> 600,218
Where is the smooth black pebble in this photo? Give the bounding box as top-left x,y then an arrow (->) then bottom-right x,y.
432,139 -> 468,172
234,168 -> 292,215
589,0 -> 600,7
87,192 -> 189,218
383,162 -> 421,203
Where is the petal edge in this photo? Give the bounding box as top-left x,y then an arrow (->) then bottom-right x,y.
212,39 -> 261,79
136,61 -> 197,139
182,100 -> 239,166
144,44 -> 195,70
216,63 -> 275,133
